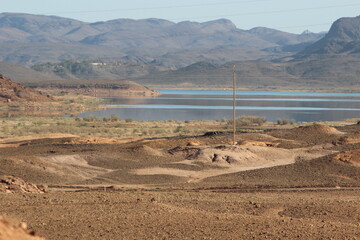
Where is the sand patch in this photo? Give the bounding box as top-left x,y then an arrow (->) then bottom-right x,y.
0,216 -> 45,240
240,140 -> 278,147
0,134 -> 78,144
67,137 -> 140,144
41,155 -> 112,179
0,143 -> 22,148
341,136 -> 360,144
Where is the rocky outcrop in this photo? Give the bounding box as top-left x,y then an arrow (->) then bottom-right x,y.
0,175 -> 45,193
300,16 -> 360,55
0,74 -> 52,103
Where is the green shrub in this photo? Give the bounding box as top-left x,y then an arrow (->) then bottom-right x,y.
228,116 -> 267,127
83,115 -> 98,122
125,117 -> 133,123
276,119 -> 294,125
174,126 -> 184,133
110,114 -> 120,122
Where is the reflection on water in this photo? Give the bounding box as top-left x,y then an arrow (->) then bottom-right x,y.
78,90 -> 360,122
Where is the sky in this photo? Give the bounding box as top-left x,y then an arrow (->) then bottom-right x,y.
1,0 -> 360,33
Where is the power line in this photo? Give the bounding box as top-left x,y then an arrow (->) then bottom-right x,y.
39,2 -> 360,23
41,0 -> 272,15
40,0 -> 360,24
33,2 -> 359,33
169,3 -> 360,22
276,23 -> 331,31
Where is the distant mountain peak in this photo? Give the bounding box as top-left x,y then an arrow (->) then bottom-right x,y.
300,15 -> 360,55
301,30 -> 313,35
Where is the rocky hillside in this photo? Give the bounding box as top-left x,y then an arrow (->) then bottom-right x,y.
299,15 -> 360,55
0,74 -> 52,103
134,57 -> 360,90
0,61 -> 61,83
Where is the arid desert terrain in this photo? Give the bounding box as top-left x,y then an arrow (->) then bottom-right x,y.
1,123 -> 360,239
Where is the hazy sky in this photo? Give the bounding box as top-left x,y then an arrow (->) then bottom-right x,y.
2,0 -> 359,33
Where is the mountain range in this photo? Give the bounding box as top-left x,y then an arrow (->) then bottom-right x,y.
0,13 -> 360,90
0,13 -> 324,67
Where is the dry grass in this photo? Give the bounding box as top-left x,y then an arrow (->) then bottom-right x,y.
0,116 -> 228,139
1,114 -> 357,140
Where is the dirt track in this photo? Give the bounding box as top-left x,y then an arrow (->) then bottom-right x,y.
1,123 -> 360,239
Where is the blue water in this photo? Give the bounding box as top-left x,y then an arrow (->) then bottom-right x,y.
158,89 -> 360,97
79,90 -> 360,122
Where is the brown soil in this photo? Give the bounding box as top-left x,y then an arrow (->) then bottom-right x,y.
66,137 -> 140,145
267,124 -> 345,147
334,149 -> 360,167
0,190 -> 359,240
0,123 -> 359,239
0,216 -> 45,240
0,75 -> 52,103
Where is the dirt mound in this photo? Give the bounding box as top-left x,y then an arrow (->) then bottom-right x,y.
0,216 -> 45,240
0,175 -> 44,193
294,124 -> 343,135
134,144 -> 333,182
268,124 -> 344,146
334,149 -> 360,167
130,145 -> 164,156
174,145 -> 313,166
0,74 -> 52,103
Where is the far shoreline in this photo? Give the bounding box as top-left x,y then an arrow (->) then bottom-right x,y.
150,86 -> 360,94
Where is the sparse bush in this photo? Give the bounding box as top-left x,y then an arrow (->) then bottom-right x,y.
125,117 -> 133,123
174,126 -> 184,133
110,114 -> 119,122
276,119 -> 294,125
228,116 -> 267,127
83,115 -> 98,122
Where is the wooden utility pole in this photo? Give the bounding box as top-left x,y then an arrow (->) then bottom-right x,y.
232,65 -> 236,145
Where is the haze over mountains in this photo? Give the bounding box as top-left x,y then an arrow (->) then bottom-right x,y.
0,13 -> 324,67
0,13 -> 360,90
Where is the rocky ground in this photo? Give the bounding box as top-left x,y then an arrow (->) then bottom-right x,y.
0,215 -> 45,240
0,75 -> 52,103
0,123 -> 360,239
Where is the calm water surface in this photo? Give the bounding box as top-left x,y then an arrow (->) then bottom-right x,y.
79,90 -> 360,122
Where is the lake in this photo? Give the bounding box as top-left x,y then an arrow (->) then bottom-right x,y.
78,90 -> 360,122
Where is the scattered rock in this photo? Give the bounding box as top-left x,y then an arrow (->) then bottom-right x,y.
0,175 -> 44,193
334,149 -> 360,167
